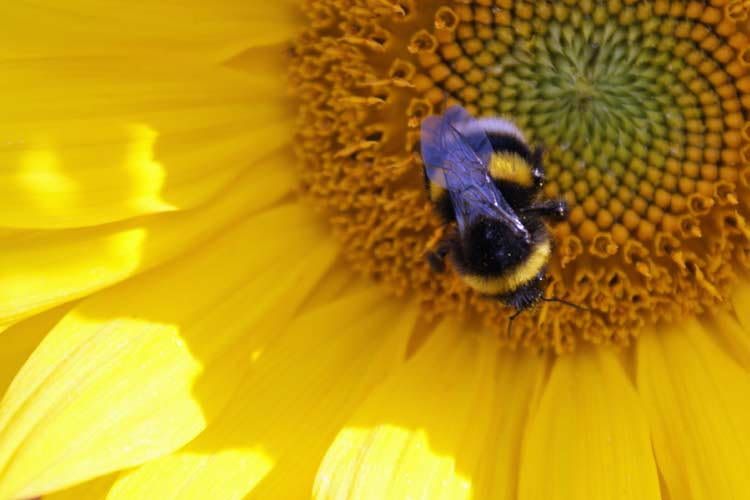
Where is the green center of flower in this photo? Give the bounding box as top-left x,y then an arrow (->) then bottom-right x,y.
291,0 -> 750,351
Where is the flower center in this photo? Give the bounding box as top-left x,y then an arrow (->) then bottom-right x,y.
290,0 -> 750,352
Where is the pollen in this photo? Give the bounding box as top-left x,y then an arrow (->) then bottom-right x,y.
290,0 -> 750,352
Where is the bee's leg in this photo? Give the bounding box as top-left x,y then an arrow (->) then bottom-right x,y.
520,199 -> 568,221
506,308 -> 525,339
426,235 -> 453,273
426,248 -> 448,273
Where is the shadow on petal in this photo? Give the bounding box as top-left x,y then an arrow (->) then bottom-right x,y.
0,202 -> 338,498
107,289 -> 419,499
314,320 -> 547,500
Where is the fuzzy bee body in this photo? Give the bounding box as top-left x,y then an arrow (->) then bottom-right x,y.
421,106 -> 568,311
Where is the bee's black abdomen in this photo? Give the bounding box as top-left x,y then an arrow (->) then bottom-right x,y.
450,218 -> 531,277
492,180 -> 533,209
449,216 -> 552,301
486,133 -> 532,162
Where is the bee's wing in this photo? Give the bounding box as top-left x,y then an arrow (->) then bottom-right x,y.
421,106 -> 492,178
442,129 -> 529,239
421,106 -> 529,240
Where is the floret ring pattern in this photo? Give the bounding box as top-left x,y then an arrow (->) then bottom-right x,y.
291,0 -> 750,351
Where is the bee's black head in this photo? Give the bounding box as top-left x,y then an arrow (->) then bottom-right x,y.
500,271 -> 546,311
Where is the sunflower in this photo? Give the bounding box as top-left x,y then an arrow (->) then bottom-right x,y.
1,0 -> 750,499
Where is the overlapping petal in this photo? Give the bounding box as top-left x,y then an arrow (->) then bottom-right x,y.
637,321 -> 750,500
519,347 -> 660,500
0,204 -> 337,498
0,57 -> 292,228
0,0 -> 299,230
0,305 -> 72,396
0,155 -> 295,330
470,350 -> 546,500
709,309 -> 750,373
716,282 -> 750,370
46,474 -> 118,500
107,288 -> 417,499
1,2 -> 301,61
314,321 -> 545,500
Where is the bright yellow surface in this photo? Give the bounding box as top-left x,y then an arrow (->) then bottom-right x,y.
519,347 -> 660,500
0,205 -> 337,498
637,322 -> 750,500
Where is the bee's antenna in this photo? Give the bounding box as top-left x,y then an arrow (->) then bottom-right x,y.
507,298 -> 590,339
540,296 -> 589,312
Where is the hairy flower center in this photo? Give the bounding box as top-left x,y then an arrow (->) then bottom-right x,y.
291,0 -> 750,352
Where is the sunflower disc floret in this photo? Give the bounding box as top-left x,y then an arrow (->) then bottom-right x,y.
291,0 -> 750,352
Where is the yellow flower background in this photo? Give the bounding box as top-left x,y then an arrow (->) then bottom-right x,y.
0,1 -> 749,500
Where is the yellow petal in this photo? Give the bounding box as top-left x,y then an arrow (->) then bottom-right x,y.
0,54 -> 292,228
108,289 -> 417,500
0,305 -> 72,397
109,451 -> 273,500
473,350 -> 546,500
315,321 -> 512,500
713,282 -> 750,370
0,204 -> 337,498
519,347 -> 660,500
708,311 -> 750,373
637,323 -> 750,500
0,154 -> 295,329
45,474 -> 117,500
2,3 -> 301,61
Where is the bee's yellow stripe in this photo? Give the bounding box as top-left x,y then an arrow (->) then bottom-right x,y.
462,239 -> 551,295
489,153 -> 534,187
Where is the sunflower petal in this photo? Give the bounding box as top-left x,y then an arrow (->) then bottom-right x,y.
0,55 -> 292,228
314,322 -> 506,500
0,305 -> 71,397
518,347 -> 660,500
2,2 -> 301,60
45,474 -> 117,500
108,289 -> 417,500
709,311 -> 750,372
0,204 -> 336,498
473,351 -> 546,500
0,155 -> 295,329
716,282 -> 750,370
637,323 -> 750,500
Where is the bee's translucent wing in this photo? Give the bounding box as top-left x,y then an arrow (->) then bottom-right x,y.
420,105 -> 528,240
421,106 -> 492,180
441,127 -> 529,239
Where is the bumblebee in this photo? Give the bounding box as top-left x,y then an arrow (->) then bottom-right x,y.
421,105 -> 568,312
